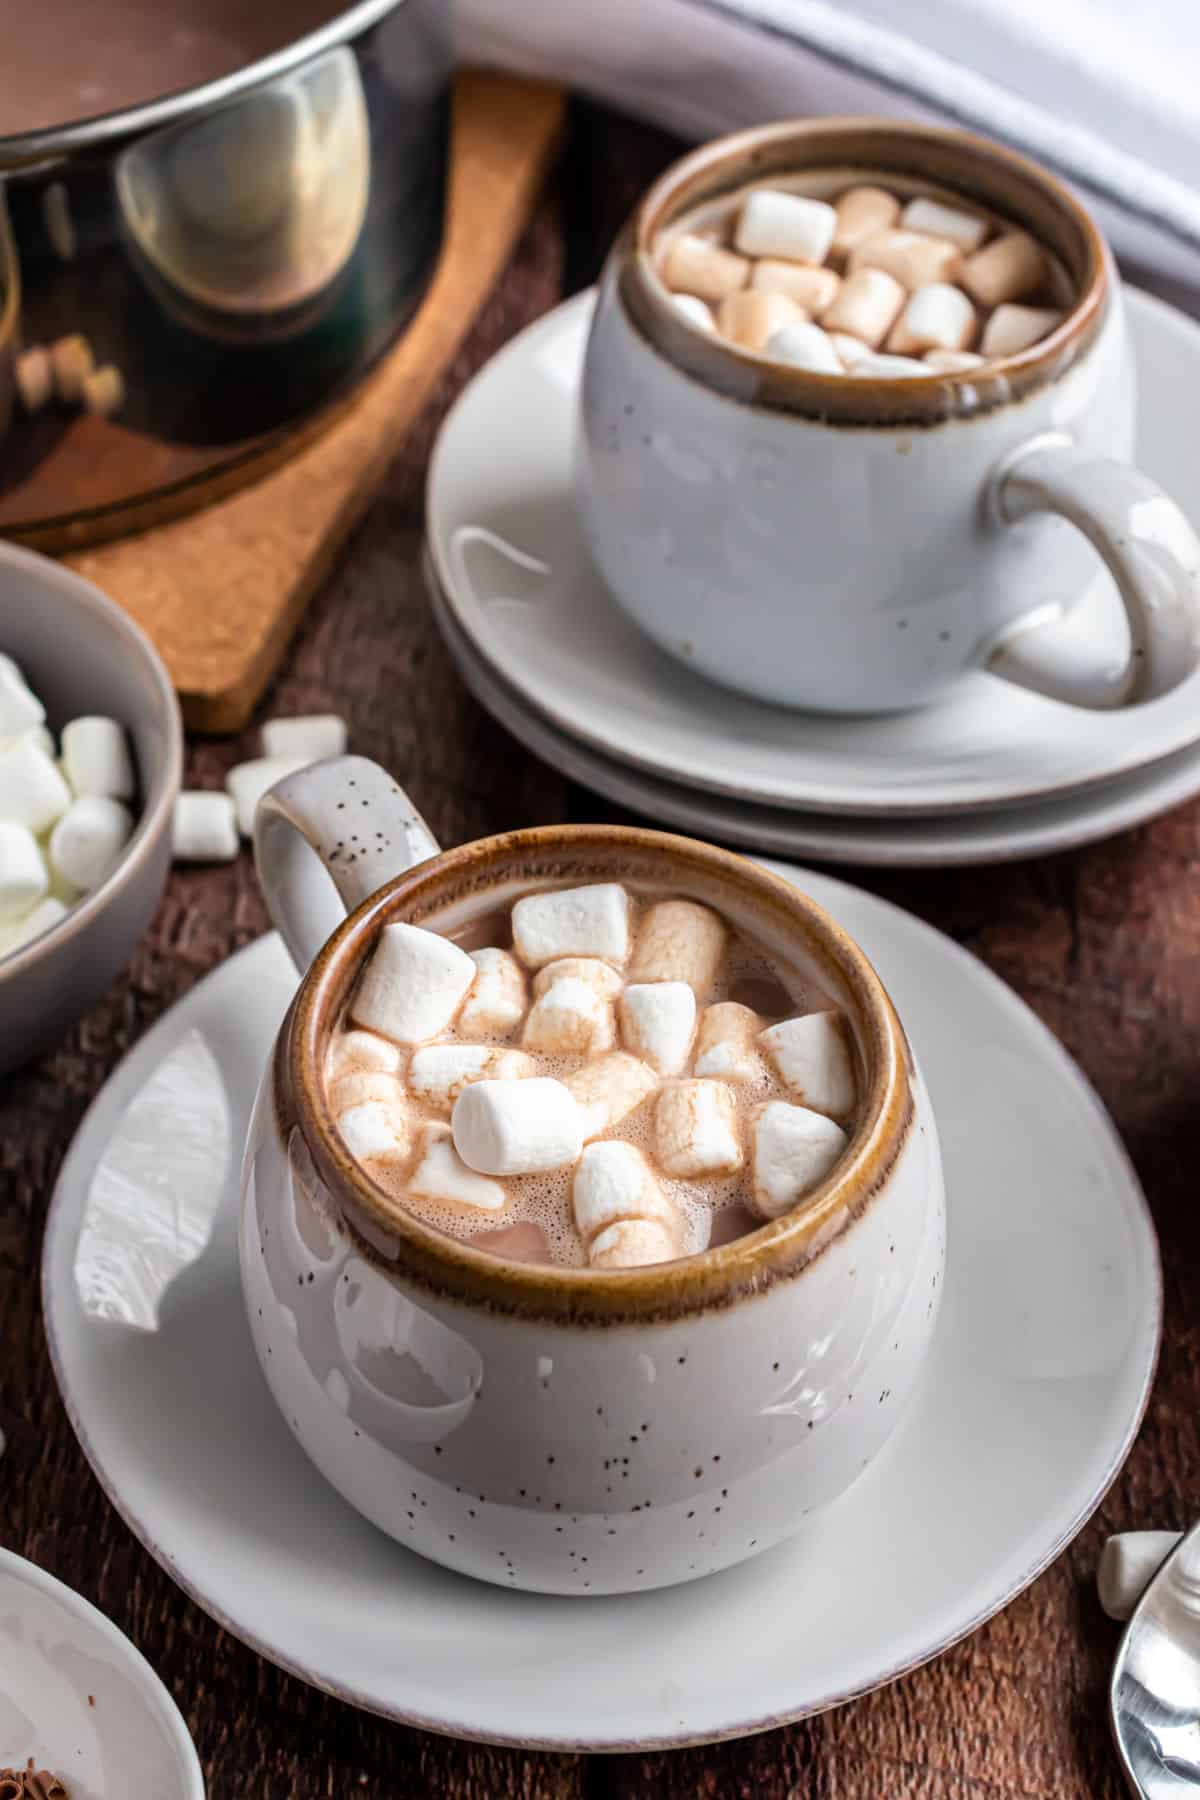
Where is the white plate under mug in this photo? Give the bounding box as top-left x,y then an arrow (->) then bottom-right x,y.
43,869 -> 1159,1750
427,286 -> 1200,818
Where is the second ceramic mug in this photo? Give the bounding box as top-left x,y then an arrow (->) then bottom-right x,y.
239,757 -> 945,1594
576,119 -> 1200,715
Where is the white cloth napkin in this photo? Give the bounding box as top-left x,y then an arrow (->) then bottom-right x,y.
458,0 -> 1200,308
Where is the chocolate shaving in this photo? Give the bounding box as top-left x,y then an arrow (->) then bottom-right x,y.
0,1772 -> 69,1799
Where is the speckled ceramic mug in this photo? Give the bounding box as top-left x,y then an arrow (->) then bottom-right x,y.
240,756 -> 945,1594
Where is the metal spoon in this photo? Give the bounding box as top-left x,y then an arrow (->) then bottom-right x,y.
1112,1518 -> 1200,1793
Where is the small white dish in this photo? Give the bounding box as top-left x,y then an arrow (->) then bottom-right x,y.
43,872 -> 1159,1749
0,1548 -> 204,1798
427,286 -> 1200,818
429,566 -> 1200,867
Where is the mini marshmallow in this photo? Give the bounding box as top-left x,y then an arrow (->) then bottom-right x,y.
225,754 -> 312,837
672,293 -> 716,332
2,895 -> 67,955
457,946 -> 528,1039
60,715 -> 135,799
409,1043 -> 535,1113
765,321 -> 843,374
327,1028 -> 403,1077
0,734 -> 71,832
750,260 -> 841,312
171,790 -> 239,862
0,658 -> 45,739
735,189 -> 837,266
829,332 -> 873,371
923,349 -> 985,372
590,1218 -> 678,1270
717,291 -> 805,353
655,1079 -> 742,1179
887,283 -> 978,355
629,898 -> 727,997
760,1010 -> 856,1119
900,196 -> 989,254
81,365 -> 125,417
408,1123 -> 506,1212
260,714 -> 348,761
751,1101 -> 848,1220
693,1002 -> 763,1082
1098,1532 -> 1182,1622
660,232 -> 749,303
820,267 -> 906,349
452,1076 -> 583,1176
351,922 -> 476,1045
511,882 -> 630,968
523,974 -> 615,1056
15,346 -> 52,413
337,1100 -> 410,1166
980,303 -> 1064,358
0,821 -> 48,920
50,333 -> 93,403
831,186 -> 901,262
960,230 -> 1046,309
573,1140 -> 679,1249
858,353 -> 930,378
329,1069 -> 407,1114
48,795 -> 133,891
532,956 -> 623,1001
619,981 -> 696,1075
564,1052 -> 658,1141
849,229 -> 963,291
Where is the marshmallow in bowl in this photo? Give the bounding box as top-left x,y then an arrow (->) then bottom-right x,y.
408,1122 -> 506,1212
453,1077 -> 584,1176
850,228 -> 963,290
693,1002 -> 763,1082
523,973 -> 616,1055
409,1043 -> 535,1113
590,1218 -> 679,1269
628,899 -> 726,997
735,189 -> 836,265
749,259 -> 841,312
887,283 -> 978,355
49,795 -> 134,892
655,1079 -> 743,1178
60,715 -> 136,799
899,196 -> 989,253
563,1051 -> 658,1141
351,922 -> 476,1044
671,293 -> 716,332
0,656 -> 45,737
659,233 -> 749,303
765,321 -> 843,375
960,229 -> 1046,308
511,883 -> 631,968
820,268 -> 906,350
0,735 -> 71,833
0,821 -> 49,919
0,894 -> 68,954
830,185 -> 901,261
458,947 -> 528,1038
327,1028 -> 403,1077
619,981 -> 697,1075
751,1101 -> 848,1220
716,290 -> 803,353
336,1099 -> 411,1166
759,1011 -> 856,1118
981,303 -> 1065,358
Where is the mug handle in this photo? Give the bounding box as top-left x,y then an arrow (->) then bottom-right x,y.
986,433 -> 1200,708
255,755 -> 440,973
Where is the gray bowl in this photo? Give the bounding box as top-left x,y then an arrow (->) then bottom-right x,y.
0,543 -> 182,1073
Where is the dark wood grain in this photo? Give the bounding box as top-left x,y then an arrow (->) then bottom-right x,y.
2,100 -> 1196,1798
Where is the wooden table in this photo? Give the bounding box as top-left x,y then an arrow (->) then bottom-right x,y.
2,100 -> 1197,1799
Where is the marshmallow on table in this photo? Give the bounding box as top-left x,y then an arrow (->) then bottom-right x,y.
327,1028 -> 403,1077
48,795 -> 132,892
172,791 -> 239,863
60,715 -> 135,799
749,260 -> 841,313
337,1099 -> 410,1165
452,1076 -> 583,1176
573,1140 -> 679,1251
511,883 -> 630,968
850,230 -> 963,290
766,321 -> 843,374
735,189 -> 837,266
591,1219 -> 679,1270
225,754 -> 312,838
0,734 -> 71,833
820,268 -> 906,350
351,922 -> 476,1045
564,1051 -> 657,1140
629,898 -> 726,997
15,347 -> 52,414
260,714 -> 348,762
619,981 -> 696,1075
408,1122 -> 506,1212
717,291 -> 804,353
523,973 -> 616,1055
961,230 -> 1046,309
0,821 -> 49,920
887,283 -> 978,355
409,1043 -> 534,1113
981,304 -> 1064,358
760,1010 -> 856,1119
672,294 -> 716,333
900,197 -> 989,254
0,658 -> 45,738
50,333 -> 93,403
457,947 -> 528,1039
1098,1532 -> 1182,1622
751,1101 -> 847,1220
831,186 -> 901,263
924,349 -> 985,372
655,1079 -> 742,1178
660,233 -> 749,303
0,895 -> 68,956
693,1002 -> 763,1082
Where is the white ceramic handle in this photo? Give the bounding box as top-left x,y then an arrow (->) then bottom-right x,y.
254,755 -> 440,973
988,435 -> 1200,708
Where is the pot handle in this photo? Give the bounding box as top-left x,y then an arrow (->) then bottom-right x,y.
255,755 -> 441,974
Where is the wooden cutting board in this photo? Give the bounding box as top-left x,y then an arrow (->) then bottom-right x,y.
62,72 -> 565,734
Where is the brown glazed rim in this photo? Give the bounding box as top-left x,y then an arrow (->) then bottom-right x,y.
286,826 -> 915,1325
621,116 -> 1110,426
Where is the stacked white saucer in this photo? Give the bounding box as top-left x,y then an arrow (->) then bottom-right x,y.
426,288 -> 1200,867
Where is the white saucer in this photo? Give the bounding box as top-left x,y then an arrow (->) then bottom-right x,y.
43,873 -> 1159,1750
429,567 -> 1200,866
427,286 -> 1200,818
0,1547 -> 204,1798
